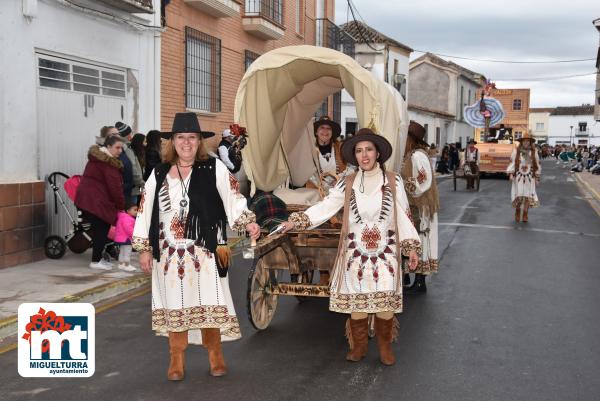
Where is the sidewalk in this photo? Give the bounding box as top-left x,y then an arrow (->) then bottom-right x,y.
573,170 -> 600,215
0,235 -> 247,351
0,250 -> 149,351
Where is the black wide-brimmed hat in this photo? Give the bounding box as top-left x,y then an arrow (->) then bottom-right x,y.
467,138 -> 478,145
314,116 -> 341,139
161,112 -> 214,139
341,128 -> 392,166
407,121 -> 429,147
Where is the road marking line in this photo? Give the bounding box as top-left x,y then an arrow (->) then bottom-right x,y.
439,222 -> 600,238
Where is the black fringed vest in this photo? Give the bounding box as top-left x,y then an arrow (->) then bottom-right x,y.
149,158 -> 228,262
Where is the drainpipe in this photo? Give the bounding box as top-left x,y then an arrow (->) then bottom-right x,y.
384,44 -> 389,83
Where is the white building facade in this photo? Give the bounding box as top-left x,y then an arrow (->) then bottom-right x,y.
548,106 -> 600,146
0,0 -> 161,241
408,53 -> 485,148
338,21 -> 412,137
528,108 -> 553,144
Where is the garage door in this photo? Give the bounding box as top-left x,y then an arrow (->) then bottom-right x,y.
36,53 -> 127,237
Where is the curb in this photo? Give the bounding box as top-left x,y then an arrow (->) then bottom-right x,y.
573,173 -> 600,203
0,274 -> 150,350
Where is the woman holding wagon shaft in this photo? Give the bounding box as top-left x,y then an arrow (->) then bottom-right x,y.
133,112 -> 260,379
281,128 -> 421,365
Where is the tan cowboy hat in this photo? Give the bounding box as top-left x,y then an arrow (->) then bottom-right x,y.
341,127 -> 392,166
516,131 -> 536,143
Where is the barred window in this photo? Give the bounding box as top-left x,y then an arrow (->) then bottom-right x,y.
185,27 -> 221,112
245,50 -> 260,71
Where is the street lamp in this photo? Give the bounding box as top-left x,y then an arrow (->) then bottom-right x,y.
570,125 -> 573,146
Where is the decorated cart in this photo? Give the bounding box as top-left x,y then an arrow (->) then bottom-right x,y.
234,45 -> 409,330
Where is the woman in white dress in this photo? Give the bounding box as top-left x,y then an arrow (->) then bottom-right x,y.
281,128 -> 421,366
133,113 -> 260,380
506,131 -> 541,222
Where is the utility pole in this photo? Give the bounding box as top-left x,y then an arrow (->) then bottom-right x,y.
570,125 -> 573,146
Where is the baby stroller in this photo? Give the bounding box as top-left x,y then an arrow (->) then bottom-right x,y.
44,171 -> 119,261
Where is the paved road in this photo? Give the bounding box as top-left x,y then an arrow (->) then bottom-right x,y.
2,160 -> 599,401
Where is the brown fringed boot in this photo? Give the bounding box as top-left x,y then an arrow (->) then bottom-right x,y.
522,206 -> 529,222
202,328 -> 227,377
374,316 -> 397,366
515,206 -> 521,222
167,331 -> 188,381
345,317 -> 369,362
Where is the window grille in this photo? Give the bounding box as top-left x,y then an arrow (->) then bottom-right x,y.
37,55 -> 126,98
245,0 -> 283,26
245,50 -> 260,71
185,27 -> 221,112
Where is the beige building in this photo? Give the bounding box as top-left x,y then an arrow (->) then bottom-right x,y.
529,107 -> 553,144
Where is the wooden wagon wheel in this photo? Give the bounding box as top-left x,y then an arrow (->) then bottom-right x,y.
246,258 -> 281,330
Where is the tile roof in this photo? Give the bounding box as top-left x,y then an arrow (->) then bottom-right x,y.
410,52 -> 485,84
530,108 -> 555,113
550,105 -> 595,116
339,21 -> 413,52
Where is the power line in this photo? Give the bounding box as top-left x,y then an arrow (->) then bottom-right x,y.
345,0 -> 382,52
413,50 -> 595,64
493,72 -> 596,81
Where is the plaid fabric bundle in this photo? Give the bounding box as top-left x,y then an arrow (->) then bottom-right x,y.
250,190 -> 289,231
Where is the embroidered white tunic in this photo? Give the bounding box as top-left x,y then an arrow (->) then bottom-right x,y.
291,167 -> 421,314
133,159 -> 255,345
404,150 -> 439,274
506,148 -> 541,208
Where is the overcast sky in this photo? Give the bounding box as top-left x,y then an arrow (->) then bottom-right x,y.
334,0 -> 599,108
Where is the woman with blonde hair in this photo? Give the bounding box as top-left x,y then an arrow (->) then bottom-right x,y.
133,113 -> 260,379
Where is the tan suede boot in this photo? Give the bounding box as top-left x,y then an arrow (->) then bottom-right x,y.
515,206 -> 521,222
345,317 -> 369,361
374,317 -> 396,366
522,207 -> 529,222
167,331 -> 188,381
202,328 -> 227,377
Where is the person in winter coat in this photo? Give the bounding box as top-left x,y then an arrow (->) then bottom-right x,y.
114,202 -> 138,272
75,135 -> 126,270
116,122 -> 144,203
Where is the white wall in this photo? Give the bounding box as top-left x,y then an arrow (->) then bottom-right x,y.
340,43 -> 410,137
529,111 -> 550,141
548,115 -> 600,146
0,0 -> 161,182
408,109 -> 457,147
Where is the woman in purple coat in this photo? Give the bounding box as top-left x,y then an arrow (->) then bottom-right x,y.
75,135 -> 126,270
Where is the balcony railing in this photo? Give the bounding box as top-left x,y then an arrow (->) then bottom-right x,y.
245,0 -> 282,27
316,18 -> 355,58
97,0 -> 154,14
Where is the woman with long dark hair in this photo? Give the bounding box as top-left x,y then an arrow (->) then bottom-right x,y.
281,128 -> 421,366
130,133 -> 146,171
144,130 -> 162,181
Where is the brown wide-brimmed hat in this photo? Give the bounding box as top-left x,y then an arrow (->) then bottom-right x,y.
313,116 -> 341,139
516,131 -> 536,143
407,120 -> 429,147
341,128 -> 392,166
